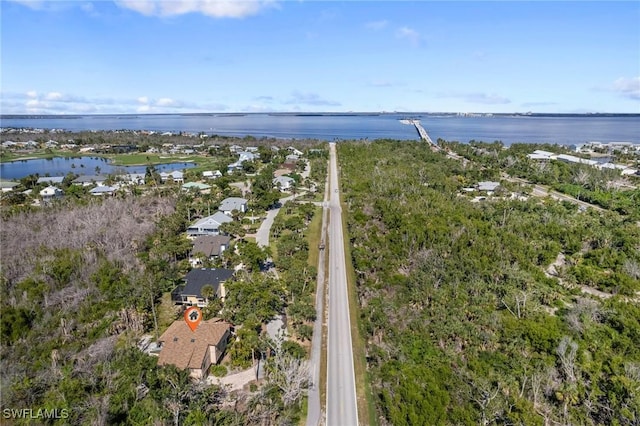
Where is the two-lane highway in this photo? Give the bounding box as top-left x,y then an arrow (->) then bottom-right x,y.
326,142 -> 359,426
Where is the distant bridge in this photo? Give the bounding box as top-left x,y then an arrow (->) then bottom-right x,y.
409,119 -> 436,145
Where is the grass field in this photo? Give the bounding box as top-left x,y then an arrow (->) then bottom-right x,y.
100,153 -> 203,166
0,150 -> 79,162
306,206 -> 323,268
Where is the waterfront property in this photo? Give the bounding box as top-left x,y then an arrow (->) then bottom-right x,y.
36,176 -> 65,185
160,170 -> 184,184
73,175 -> 107,187
0,181 -> 20,192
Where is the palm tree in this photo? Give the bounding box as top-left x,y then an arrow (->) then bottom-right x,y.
201,284 -> 215,304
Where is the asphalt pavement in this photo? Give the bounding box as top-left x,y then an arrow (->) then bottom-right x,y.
325,143 -> 359,426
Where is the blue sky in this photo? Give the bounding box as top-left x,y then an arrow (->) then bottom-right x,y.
1,0 -> 639,114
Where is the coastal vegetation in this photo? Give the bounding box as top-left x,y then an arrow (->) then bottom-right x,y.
338,140 -> 639,425
0,135 -> 326,424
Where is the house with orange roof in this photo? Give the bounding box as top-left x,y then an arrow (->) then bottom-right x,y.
157,318 -> 231,379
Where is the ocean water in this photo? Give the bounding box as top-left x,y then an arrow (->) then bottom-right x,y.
2,114 -> 638,146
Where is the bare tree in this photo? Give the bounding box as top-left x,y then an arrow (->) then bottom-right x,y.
557,336 -> 578,383
265,346 -> 310,407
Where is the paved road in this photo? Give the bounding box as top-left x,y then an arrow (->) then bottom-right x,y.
306,169 -> 330,426
326,143 -> 359,426
505,175 -> 604,212
255,193 -> 301,248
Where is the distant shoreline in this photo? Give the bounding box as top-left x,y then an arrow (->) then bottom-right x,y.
2,112 -> 639,120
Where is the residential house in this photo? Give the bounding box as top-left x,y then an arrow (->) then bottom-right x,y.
273,175 -> 295,191
555,154 -> 598,166
0,181 -> 20,192
172,267 -> 234,306
118,173 -> 146,185
90,185 -> 117,196
227,161 -> 243,173
157,319 -> 231,379
39,186 -> 63,202
202,170 -> 222,179
288,147 -> 303,156
160,170 -> 184,184
73,175 -> 106,187
477,181 -> 501,193
189,235 -> 231,266
187,212 -> 233,237
182,182 -> 212,194
526,150 -> 555,161
218,197 -> 248,215
36,176 -> 65,185
238,151 -> 258,161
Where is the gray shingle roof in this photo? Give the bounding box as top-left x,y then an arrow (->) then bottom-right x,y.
182,268 -> 234,298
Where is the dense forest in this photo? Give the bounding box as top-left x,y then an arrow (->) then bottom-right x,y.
338,140 -> 639,425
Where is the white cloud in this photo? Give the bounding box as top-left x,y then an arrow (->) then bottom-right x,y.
0,90 -> 226,114
114,0 -> 277,18
45,92 -> 63,101
285,91 -> 340,106
437,91 -> 511,105
6,0 -> 46,10
396,26 -> 421,46
156,97 -> 176,106
367,79 -> 393,88
365,20 -> 388,30
26,99 -> 44,108
611,76 -> 640,100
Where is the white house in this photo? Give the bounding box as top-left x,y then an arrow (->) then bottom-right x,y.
40,186 -> 63,201
160,171 -> 184,184
90,186 -> 117,196
202,170 -> 222,179
555,154 -> 598,166
218,197 -> 248,215
73,175 -> 107,187
119,173 -> 146,185
477,181 -> 501,193
526,150 -> 555,161
0,181 -> 20,192
273,175 -> 295,191
187,212 -> 233,237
